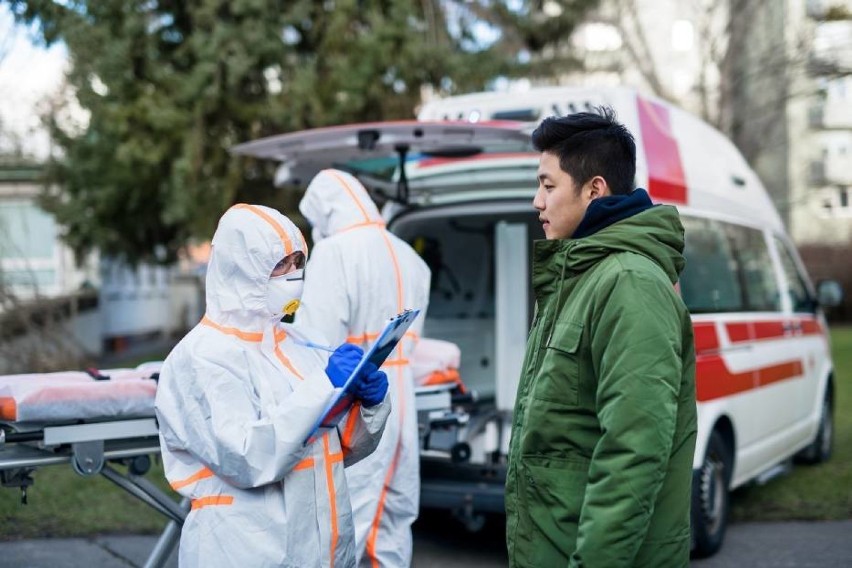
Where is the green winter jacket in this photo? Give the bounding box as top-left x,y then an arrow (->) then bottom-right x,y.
505,205 -> 697,568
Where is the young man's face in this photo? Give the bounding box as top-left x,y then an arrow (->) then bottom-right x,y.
533,152 -> 600,240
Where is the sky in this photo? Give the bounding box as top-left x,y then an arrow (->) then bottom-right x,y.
0,5 -> 69,159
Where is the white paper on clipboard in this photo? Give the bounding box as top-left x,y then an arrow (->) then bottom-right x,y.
304,308 -> 421,445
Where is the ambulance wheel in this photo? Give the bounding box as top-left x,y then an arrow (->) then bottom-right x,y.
796,389 -> 833,465
691,430 -> 731,559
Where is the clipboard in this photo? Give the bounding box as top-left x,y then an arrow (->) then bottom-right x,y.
304,308 -> 421,445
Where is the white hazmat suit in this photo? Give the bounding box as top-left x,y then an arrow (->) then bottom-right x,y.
297,170 -> 431,568
155,203 -> 390,568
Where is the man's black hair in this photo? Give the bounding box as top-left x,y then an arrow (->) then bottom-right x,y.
531,106 -> 636,195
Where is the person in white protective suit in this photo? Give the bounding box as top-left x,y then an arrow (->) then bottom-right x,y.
297,169 -> 431,568
154,203 -> 391,568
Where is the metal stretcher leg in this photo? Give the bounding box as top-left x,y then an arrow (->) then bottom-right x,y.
100,464 -> 187,524
100,464 -> 188,568
143,499 -> 188,568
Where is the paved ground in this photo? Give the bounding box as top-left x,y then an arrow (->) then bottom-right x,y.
690,520 -> 852,568
1,515 -> 850,567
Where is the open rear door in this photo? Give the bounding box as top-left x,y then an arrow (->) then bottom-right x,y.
231,120 -> 533,201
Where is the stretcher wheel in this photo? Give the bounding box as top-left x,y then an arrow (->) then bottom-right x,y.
129,455 -> 152,476
451,442 -> 471,463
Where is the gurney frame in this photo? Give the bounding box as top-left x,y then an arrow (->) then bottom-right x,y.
0,418 -> 185,568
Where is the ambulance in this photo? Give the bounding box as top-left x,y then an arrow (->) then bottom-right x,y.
231,86 -> 843,557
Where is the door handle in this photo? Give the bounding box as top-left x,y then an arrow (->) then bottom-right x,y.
782,321 -> 802,333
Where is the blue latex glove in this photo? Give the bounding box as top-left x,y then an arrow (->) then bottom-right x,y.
351,361 -> 389,408
325,344 -> 364,388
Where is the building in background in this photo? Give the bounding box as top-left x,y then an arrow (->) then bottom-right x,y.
465,0 -> 852,247
0,160 -> 96,298
0,159 -> 203,369
799,1 -> 852,243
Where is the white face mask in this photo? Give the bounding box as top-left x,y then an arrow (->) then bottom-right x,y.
266,269 -> 304,317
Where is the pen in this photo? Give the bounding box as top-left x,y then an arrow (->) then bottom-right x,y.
292,338 -> 336,352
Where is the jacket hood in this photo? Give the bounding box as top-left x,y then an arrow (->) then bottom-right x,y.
206,204 -> 308,329
533,204 -> 686,294
299,169 -> 384,241
572,188 -> 655,239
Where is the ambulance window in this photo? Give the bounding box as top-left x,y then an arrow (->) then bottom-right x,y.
774,238 -> 815,313
723,225 -> 781,312
679,216 -> 745,313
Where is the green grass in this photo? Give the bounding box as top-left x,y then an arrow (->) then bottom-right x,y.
2,329 -> 850,539
730,325 -> 852,522
0,459 -> 176,539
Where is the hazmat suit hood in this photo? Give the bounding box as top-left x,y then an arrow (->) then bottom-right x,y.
299,169 -> 384,242
205,204 -> 308,329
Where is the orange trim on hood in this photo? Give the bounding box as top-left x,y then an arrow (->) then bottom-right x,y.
232,203 -> 295,255
324,169 -> 374,225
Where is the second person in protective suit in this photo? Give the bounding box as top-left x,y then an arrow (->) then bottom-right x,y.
297,169 -> 431,568
155,203 -> 391,568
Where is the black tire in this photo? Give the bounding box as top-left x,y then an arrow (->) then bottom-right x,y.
691,430 -> 732,559
796,390 -> 833,465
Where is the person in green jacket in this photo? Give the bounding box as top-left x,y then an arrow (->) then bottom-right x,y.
505,108 -> 697,567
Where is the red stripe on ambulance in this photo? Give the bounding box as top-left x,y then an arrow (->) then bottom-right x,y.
693,322 -> 719,353
725,323 -> 750,343
695,356 -> 803,402
691,318 -> 819,401
637,96 -> 688,205
723,317 -> 822,345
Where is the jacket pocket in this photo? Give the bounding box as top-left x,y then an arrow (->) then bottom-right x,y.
522,457 -> 589,566
533,319 -> 583,406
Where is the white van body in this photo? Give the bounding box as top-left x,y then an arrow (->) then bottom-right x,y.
231,86 -> 837,556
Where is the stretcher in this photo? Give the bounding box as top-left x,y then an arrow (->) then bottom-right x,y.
0,343 -> 472,567
410,338 -> 475,462
0,364 -> 186,568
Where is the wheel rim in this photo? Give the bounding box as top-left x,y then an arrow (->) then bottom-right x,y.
700,453 -> 726,535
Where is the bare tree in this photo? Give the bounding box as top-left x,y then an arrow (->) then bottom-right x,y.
0,248 -> 91,374
594,0 -> 831,162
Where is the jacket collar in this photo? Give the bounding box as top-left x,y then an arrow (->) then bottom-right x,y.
532,204 -> 687,299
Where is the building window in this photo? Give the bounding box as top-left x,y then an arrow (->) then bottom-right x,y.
0,201 -> 56,260
0,269 -> 57,287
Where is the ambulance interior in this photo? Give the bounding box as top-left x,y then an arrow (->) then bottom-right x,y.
393,208 -> 544,406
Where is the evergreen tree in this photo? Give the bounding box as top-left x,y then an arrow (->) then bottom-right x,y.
10,0 -> 596,262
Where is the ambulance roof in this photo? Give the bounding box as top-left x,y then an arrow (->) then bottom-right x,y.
418,86 -> 784,232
